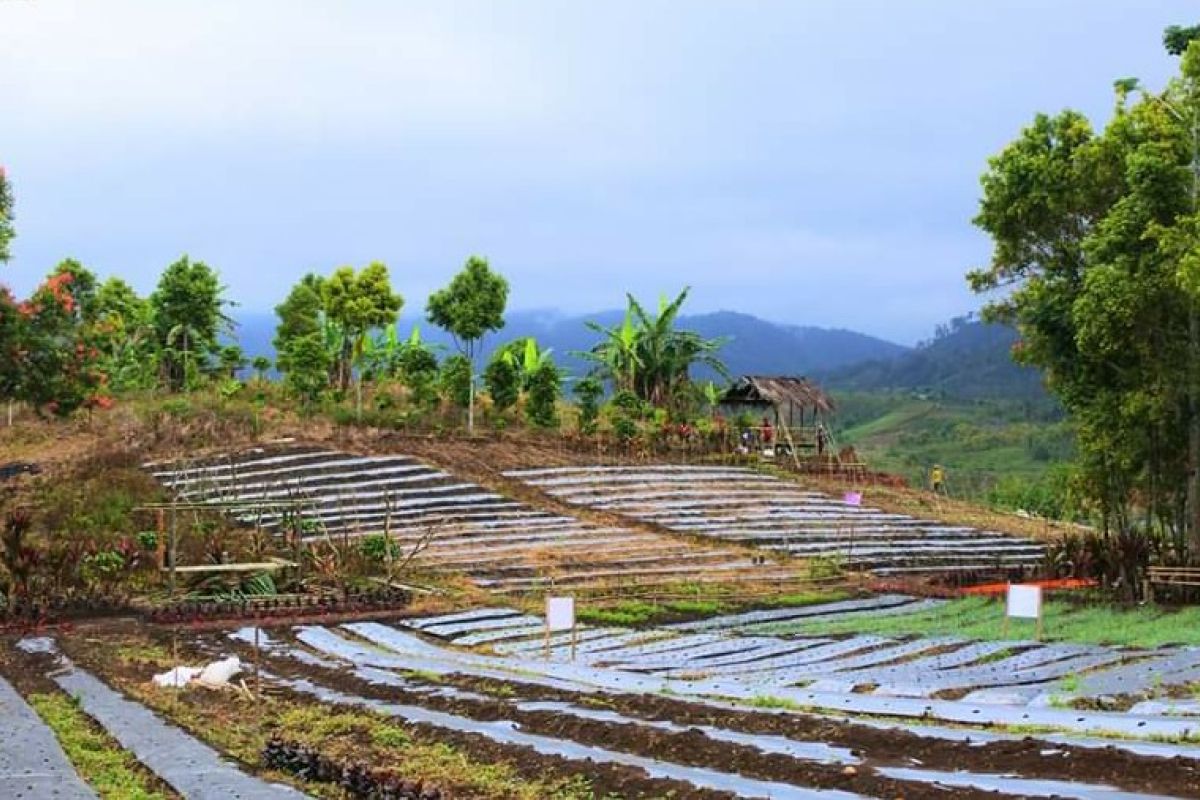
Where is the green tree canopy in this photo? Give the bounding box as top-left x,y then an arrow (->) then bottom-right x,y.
322,262 -> 403,393
273,273 -> 325,375
970,33 -> 1200,563
426,256 -> 509,432
0,167 -> 14,264
151,255 -> 230,390
581,287 -> 728,414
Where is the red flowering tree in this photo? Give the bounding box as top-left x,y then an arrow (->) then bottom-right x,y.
3,270 -> 110,418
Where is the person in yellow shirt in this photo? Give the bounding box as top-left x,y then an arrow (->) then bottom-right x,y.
930,464 -> 945,494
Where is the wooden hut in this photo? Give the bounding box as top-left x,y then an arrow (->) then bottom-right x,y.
719,376 -> 834,451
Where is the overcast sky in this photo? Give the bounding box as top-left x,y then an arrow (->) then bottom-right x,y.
1,1 -> 1192,344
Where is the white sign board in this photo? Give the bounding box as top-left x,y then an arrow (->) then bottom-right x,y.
1006,584 -> 1042,620
546,596 -> 575,632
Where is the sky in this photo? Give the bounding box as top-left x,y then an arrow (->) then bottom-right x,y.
0,1 -> 1194,344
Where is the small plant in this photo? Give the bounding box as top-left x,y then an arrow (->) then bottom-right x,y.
82,550 -> 126,578
358,534 -> 400,563
573,376 -> 603,435
136,530 -> 158,550
747,695 -> 809,711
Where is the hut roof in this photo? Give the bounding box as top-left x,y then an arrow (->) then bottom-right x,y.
721,375 -> 835,414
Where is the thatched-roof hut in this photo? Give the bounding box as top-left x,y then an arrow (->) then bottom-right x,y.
719,375 -> 834,429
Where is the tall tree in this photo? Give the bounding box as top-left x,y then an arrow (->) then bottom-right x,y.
151,256 -> 230,390
970,31 -> 1200,563
0,166 -> 13,264
10,269 -> 108,417
93,277 -> 157,391
321,262 -> 403,416
426,256 -> 509,434
273,273 -> 325,376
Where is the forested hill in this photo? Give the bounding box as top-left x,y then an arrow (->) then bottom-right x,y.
233,308 -> 909,378
821,318 -> 1046,400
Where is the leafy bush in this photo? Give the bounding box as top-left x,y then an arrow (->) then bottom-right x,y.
524,360 -> 561,429
358,534 -> 400,563
483,356 -> 520,413
573,376 -> 603,435
439,355 -> 472,409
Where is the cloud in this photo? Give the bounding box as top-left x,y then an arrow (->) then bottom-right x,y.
0,0 -> 550,138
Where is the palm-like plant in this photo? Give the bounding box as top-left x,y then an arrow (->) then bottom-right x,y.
580,287 -> 729,411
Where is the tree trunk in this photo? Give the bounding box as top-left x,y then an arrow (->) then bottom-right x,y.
467,366 -> 476,435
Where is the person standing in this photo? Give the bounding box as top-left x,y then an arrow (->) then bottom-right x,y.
930,464 -> 945,494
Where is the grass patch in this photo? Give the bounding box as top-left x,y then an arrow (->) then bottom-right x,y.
577,601 -> 663,626
577,597 -> 732,627
745,695 -> 811,712
764,588 -> 852,608
756,595 -> 1200,647
576,589 -> 850,628
29,692 -> 171,800
110,676 -> 596,800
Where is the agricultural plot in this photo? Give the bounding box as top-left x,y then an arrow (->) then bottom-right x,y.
406,597 -> 1200,712
147,447 -> 805,593
205,611 -> 1200,798
9,638 -> 307,799
504,465 -> 1046,574
0,673 -> 95,799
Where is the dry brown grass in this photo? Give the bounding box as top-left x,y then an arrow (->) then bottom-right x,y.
781,469 -> 1073,542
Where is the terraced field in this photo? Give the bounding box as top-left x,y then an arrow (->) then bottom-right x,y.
8,595 -> 1200,799
504,465 -> 1046,575
146,447 -> 806,593
209,602 -> 1200,798
408,598 -> 1200,714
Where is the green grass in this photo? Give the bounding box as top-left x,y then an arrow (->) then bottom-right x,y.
745,695 -> 811,711
766,589 -> 852,607
29,692 -> 170,800
576,590 -> 850,628
577,598 -> 732,627
833,392 -> 1073,504
756,596 -> 1200,647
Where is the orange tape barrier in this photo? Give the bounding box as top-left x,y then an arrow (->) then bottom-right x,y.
957,578 -> 1097,596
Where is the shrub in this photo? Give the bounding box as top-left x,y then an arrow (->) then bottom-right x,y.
358,534 -> 400,563
438,355 -> 472,409
573,377 -> 603,435
524,360 -> 561,429
483,357 -> 520,413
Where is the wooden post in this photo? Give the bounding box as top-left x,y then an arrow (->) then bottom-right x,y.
1001,583 -> 1010,639
168,505 -> 178,598
254,621 -> 262,699
570,623 -> 578,662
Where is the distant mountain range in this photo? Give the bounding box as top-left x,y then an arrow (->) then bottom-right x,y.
231,309 -> 1044,399
819,317 -> 1046,400
232,308 -> 908,379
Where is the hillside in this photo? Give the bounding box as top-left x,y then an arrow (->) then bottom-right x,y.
822,318 -> 1045,400
232,308 -> 909,379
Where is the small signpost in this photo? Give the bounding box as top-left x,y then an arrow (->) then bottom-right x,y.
1004,583 -> 1044,640
843,491 -> 862,573
545,596 -> 577,661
